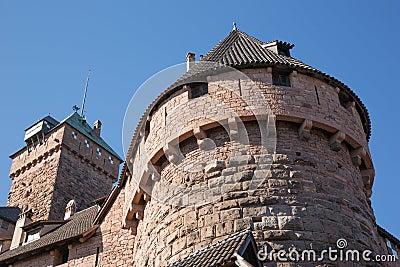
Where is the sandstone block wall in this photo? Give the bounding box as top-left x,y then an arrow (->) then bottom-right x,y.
7,124 -> 119,221
66,187 -> 134,266
123,67 -> 384,266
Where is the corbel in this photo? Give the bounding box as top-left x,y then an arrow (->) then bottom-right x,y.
329,131 -> 346,151
228,117 -> 239,139
350,147 -> 366,166
361,169 -> 375,198
298,119 -> 312,141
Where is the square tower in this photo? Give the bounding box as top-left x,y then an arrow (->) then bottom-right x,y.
7,113 -> 122,221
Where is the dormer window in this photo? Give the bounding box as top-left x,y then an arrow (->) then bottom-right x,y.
272,71 -> 291,87
25,229 -> 40,243
262,40 -> 294,58
188,83 -> 208,99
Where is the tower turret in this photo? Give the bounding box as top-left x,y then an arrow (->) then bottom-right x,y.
121,29 -> 385,266
7,112 -> 122,221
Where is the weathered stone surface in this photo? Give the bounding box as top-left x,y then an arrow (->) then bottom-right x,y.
278,216 -> 304,230
5,44 -> 391,267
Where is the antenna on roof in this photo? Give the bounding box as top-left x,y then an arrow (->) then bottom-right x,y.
233,22 -> 237,30
81,70 -> 91,118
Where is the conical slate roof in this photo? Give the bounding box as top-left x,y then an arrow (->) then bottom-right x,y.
202,29 -> 313,70
201,29 -> 371,139
125,29 -> 371,165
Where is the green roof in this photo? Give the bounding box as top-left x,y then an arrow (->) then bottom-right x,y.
61,112 -> 122,161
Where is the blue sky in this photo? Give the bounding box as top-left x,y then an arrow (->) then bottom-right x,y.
0,1 -> 398,238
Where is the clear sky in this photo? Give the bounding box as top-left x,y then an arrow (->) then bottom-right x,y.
0,1 -> 398,238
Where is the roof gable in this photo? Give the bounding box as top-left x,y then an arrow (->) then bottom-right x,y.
169,229 -> 262,267
61,112 -> 122,161
0,205 -> 98,263
202,29 -> 299,67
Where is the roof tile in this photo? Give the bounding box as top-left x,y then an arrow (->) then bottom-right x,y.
169,229 -> 254,267
0,205 -> 98,262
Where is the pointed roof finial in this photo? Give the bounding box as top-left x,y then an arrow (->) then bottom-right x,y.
72,105 -> 80,112
233,22 -> 237,31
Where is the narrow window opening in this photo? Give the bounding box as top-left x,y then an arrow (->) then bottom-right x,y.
84,139 -> 90,148
144,120 -> 150,141
238,79 -> 242,96
164,107 -> 167,126
95,247 -> 100,266
315,86 -> 320,105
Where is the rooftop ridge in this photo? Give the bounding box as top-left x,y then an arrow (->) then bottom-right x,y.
61,112 -> 122,161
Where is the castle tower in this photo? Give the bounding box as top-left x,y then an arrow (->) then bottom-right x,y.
121,29 -> 387,266
7,112 -> 122,221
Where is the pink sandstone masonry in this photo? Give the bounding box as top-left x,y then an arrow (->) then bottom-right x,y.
121,67 -> 383,266
7,124 -> 119,221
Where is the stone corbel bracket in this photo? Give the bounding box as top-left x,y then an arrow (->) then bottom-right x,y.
164,140 -> 180,164
298,119 -> 312,141
361,169 -> 375,198
228,117 -> 239,139
194,126 -> 208,151
329,131 -> 346,151
350,147 -> 366,166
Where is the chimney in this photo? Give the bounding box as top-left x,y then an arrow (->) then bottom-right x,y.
64,200 -> 76,220
186,52 -> 195,71
10,207 -> 32,249
93,120 -> 102,138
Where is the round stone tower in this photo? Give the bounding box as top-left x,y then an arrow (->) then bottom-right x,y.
122,29 -> 385,266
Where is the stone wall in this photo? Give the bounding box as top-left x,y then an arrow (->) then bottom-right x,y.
130,122 -> 384,266
124,67 -> 384,266
11,252 -> 54,267
66,187 -> 135,266
7,124 -> 119,221
7,139 -> 61,221
49,125 -> 118,220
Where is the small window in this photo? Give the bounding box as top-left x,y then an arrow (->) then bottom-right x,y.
84,139 -> 90,148
44,121 -> 51,129
272,73 -> 291,87
387,240 -> 398,259
72,131 -> 78,139
1,220 -> 9,230
97,148 -> 102,156
26,229 -> 40,243
278,49 -> 290,57
0,241 -> 3,253
189,83 -> 208,99
108,156 -> 114,165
